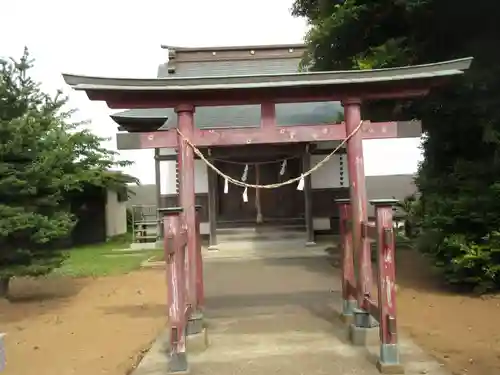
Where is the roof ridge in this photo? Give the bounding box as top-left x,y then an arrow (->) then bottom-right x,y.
160,43 -> 306,53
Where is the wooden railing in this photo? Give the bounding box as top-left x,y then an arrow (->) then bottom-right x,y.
336,198 -> 402,372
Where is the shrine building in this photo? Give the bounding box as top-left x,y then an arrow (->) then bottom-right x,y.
107,43 -> 424,248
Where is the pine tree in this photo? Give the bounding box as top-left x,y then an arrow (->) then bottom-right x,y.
0,48 -> 133,297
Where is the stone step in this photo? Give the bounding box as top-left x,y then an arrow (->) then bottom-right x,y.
217,231 -> 307,244
216,224 -> 306,235
208,238 -> 321,255
216,218 -> 305,229
216,225 -> 307,246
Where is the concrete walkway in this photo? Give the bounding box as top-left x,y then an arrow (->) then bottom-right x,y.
134,248 -> 451,375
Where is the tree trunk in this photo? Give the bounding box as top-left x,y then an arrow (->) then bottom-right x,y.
0,277 -> 10,299
404,220 -> 413,238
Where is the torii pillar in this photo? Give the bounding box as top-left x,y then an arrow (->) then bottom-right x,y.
342,98 -> 375,322
175,104 -> 204,334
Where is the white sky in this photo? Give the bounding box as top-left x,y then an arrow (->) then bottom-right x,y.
1,0 -> 422,184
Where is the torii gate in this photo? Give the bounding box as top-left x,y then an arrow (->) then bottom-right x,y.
63,56 -> 472,374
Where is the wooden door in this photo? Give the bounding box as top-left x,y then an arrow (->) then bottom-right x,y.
217,162 -> 257,222
258,158 -> 304,220
216,158 -> 304,223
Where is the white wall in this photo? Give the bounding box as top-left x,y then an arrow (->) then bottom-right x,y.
159,147 -> 176,156
160,160 -> 208,195
105,190 -> 127,237
311,153 -> 349,189
310,150 -> 349,231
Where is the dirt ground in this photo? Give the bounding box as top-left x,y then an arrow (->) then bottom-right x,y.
0,250 -> 499,375
0,270 -> 167,375
395,248 -> 500,375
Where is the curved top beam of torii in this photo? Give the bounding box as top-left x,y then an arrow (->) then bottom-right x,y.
62,58 -> 473,109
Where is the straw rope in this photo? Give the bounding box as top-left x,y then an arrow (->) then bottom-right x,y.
175,120 -> 363,189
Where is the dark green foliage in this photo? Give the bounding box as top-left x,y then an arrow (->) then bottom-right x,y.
293,0 -> 500,291
0,48 -> 134,295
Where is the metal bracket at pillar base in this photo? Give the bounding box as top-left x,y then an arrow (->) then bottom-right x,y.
376,344 -> 404,374
168,351 -> 189,374
353,307 -> 379,328
207,245 -> 219,252
186,311 -> 204,335
305,241 -> 317,247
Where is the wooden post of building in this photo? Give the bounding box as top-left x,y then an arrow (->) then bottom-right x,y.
302,150 -> 315,246
371,199 -> 403,373
336,198 -> 357,323
175,104 -> 203,335
342,98 -> 376,329
154,148 -> 164,243
207,164 -> 218,251
194,205 -> 205,312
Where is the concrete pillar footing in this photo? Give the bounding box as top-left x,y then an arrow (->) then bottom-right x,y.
353,307 -> 379,328
376,344 -> 404,374
349,307 -> 380,345
168,352 -> 189,374
187,327 -> 209,354
349,324 -> 380,346
341,299 -> 357,321
186,311 -> 204,336
376,361 -> 405,374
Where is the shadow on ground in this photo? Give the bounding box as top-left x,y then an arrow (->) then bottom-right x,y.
0,276 -> 87,323
101,303 -> 167,318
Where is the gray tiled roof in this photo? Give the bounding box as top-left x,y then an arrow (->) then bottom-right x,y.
113,50 -> 343,128
158,58 -> 302,78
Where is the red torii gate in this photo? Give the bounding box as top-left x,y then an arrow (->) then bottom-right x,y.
63,57 -> 472,374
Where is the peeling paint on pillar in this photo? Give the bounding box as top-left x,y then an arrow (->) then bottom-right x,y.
175,104 -> 198,314
371,199 -> 402,370
162,209 -> 188,366
336,199 -> 357,319
342,98 -> 373,310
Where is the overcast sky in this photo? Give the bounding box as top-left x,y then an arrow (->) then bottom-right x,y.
1,0 -> 422,183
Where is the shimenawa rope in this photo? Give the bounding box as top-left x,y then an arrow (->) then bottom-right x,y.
176,120 -> 364,190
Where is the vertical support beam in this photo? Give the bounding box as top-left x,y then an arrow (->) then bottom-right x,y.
154,148 -> 164,242
302,149 -> 315,246
161,207 -> 188,373
336,198 -> 357,323
207,163 -> 218,251
371,199 -> 404,374
260,102 -> 276,128
188,205 -> 205,336
175,104 -> 201,333
194,205 -> 205,310
342,99 -> 373,313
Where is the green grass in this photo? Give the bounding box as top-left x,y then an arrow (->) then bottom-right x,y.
53,235 -> 163,277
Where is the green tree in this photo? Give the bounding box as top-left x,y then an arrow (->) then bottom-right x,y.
0,48 -> 132,297
293,0 -> 500,291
